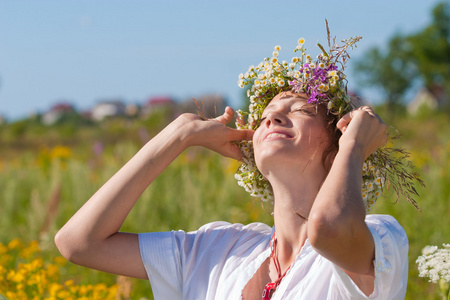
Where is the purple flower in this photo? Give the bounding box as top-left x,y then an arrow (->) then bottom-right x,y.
307,86 -> 326,104
308,89 -> 319,103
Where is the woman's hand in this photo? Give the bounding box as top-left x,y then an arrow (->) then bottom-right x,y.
336,106 -> 388,161
178,106 -> 254,160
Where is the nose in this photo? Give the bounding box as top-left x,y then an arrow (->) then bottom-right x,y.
264,112 -> 286,127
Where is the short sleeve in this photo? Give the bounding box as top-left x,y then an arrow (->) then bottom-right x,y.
139,231 -> 183,300
331,214 -> 409,299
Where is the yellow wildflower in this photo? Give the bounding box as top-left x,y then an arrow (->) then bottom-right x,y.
8,238 -> 23,250
0,243 -> 8,255
19,241 -> 40,259
54,256 -> 67,266
50,145 -> 71,160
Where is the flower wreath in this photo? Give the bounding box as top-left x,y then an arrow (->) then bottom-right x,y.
234,21 -> 423,213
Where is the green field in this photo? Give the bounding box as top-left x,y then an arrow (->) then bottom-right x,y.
0,107 -> 449,299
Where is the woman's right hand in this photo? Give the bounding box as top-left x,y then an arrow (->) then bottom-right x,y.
176,106 -> 254,160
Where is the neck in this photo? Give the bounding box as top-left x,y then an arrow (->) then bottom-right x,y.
267,160 -> 327,272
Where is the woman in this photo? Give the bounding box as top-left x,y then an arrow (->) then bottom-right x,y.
55,33 -> 413,299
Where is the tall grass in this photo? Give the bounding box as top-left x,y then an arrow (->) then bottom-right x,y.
0,108 -> 448,298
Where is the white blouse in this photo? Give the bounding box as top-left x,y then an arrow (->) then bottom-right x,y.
139,214 -> 408,299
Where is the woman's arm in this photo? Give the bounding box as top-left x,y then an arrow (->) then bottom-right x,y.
307,107 -> 387,293
54,107 -> 253,279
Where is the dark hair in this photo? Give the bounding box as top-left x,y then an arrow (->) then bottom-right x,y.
322,111 -> 341,172
319,94 -> 363,172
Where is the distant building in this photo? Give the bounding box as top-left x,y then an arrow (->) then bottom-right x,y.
179,94 -> 227,118
91,100 -> 126,121
42,102 -> 76,125
125,103 -> 140,118
408,85 -> 448,115
140,96 -> 176,119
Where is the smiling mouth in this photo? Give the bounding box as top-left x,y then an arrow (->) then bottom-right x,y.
265,132 -> 293,139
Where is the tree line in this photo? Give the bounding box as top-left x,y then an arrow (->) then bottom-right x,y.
354,1 -> 450,113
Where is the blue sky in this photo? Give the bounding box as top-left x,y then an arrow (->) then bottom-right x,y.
0,0 -> 443,120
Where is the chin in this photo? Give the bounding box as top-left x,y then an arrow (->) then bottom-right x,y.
256,153 -> 297,172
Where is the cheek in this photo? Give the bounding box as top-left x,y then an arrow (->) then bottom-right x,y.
252,127 -> 263,146
314,127 -> 330,147
252,127 -> 269,171
301,122 -> 330,151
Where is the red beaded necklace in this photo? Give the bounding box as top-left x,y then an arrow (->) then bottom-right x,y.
261,232 -> 294,300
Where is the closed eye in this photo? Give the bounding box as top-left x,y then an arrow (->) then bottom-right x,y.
293,106 -> 316,116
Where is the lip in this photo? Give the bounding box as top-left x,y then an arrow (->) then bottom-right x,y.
263,130 -> 294,141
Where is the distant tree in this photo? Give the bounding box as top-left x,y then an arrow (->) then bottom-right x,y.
355,35 -> 417,111
354,1 -> 450,112
406,2 -> 450,92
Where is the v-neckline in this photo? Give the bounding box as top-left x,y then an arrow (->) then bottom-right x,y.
239,232 -> 311,300
239,239 -> 272,300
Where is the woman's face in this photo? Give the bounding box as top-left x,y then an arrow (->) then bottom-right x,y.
252,91 -> 330,176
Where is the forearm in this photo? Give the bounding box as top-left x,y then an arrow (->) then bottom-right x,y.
55,107 -> 253,273
56,117 -> 188,250
312,107 -> 388,232
308,142 -> 374,274
311,141 -> 366,226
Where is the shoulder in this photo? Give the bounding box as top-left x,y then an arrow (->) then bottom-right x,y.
139,221 -> 272,254
329,215 -> 409,298
365,214 -> 403,228
193,221 -> 272,236
181,221 -> 272,248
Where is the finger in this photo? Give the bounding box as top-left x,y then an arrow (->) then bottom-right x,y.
223,129 -> 254,160
359,106 -> 373,113
336,110 -> 354,133
365,107 -> 383,123
214,106 -> 234,124
337,106 -> 380,133
357,106 -> 385,125
227,126 -> 254,141
226,143 -> 246,161
236,113 -> 245,127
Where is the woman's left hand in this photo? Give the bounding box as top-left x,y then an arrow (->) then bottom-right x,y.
336,106 -> 388,161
